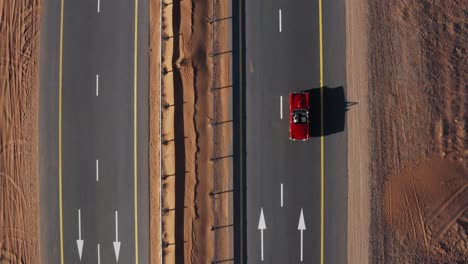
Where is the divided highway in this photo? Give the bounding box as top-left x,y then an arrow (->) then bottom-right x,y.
245,0 -> 347,263
37,0 -> 345,262
39,0 -> 149,263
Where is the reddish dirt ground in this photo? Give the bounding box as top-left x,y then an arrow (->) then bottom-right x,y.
368,0 -> 467,263
0,0 -> 41,263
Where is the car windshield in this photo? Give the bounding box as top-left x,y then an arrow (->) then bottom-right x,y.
292,110 -> 308,124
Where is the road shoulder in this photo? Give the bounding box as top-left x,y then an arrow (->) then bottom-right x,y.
345,0 -> 370,263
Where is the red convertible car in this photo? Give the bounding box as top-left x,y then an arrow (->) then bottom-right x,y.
289,92 -> 310,141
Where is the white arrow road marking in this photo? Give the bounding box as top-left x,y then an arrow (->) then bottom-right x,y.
96,159 -> 99,181
279,9 -> 282,32
96,74 -> 99,96
97,0 -> 100,13
97,243 -> 101,264
113,210 -> 121,262
280,96 -> 283,119
76,209 -> 84,261
280,183 -> 284,207
298,208 -> 306,262
258,208 -> 266,261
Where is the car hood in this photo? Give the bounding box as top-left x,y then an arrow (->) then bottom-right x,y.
290,93 -> 308,109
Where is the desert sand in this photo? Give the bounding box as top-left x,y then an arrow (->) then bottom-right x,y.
149,0 -> 162,263
0,0 -> 41,263
211,1 -> 234,262
150,0 -> 233,263
368,0 -> 467,263
345,0 -> 370,263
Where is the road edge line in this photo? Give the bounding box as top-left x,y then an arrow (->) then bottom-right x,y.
133,0 -> 139,262
239,0 -> 245,262
58,0 -> 65,263
319,0 -> 325,264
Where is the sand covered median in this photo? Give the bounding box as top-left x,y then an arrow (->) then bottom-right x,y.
149,0 -> 233,263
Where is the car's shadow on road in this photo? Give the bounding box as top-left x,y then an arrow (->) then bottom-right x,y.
302,86 -> 355,137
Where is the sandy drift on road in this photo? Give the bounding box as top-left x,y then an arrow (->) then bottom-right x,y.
0,0 -> 41,263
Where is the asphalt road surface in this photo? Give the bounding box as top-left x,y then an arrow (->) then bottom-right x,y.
39,0 -> 149,263
245,0 -> 347,263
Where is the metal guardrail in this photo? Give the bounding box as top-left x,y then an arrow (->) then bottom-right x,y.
159,1 -> 164,264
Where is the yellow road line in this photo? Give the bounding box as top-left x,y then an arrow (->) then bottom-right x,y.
133,0 -> 139,263
318,0 -> 324,263
59,0 -> 65,263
